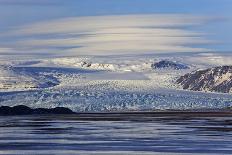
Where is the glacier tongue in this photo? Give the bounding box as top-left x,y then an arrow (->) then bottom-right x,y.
0,87 -> 231,112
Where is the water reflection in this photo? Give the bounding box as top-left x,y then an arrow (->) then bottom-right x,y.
0,114 -> 231,155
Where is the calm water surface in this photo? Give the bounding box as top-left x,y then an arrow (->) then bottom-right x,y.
0,113 -> 231,155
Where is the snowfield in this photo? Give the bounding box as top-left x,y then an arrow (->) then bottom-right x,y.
0,53 -> 232,112
0,65 -> 59,90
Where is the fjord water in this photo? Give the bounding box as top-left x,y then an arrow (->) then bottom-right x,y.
0,114 -> 231,155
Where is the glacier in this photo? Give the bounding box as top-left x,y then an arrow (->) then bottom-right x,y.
0,52 -> 232,112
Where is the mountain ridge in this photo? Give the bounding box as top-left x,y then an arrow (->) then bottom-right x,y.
177,66 -> 232,93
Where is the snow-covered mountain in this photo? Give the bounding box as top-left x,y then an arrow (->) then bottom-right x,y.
176,66 -> 232,93
0,65 -> 59,90
49,57 -> 153,72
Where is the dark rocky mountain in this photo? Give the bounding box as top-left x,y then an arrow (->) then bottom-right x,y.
0,105 -> 75,115
176,66 -> 232,93
152,60 -> 189,70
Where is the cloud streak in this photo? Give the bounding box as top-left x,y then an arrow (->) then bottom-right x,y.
11,14 -> 212,35
1,14 -> 217,56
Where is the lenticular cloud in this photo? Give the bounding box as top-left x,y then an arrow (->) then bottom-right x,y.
2,14 -> 216,55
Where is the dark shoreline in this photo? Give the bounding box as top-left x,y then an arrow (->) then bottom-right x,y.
0,105 -> 75,115
0,105 -> 232,119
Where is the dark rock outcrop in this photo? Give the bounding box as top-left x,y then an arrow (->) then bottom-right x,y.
0,105 -> 75,115
176,66 -> 232,93
152,60 -> 189,70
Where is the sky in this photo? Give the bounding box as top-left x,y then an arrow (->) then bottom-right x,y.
0,0 -> 231,56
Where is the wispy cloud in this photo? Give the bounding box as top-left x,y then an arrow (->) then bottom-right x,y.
1,14 -> 217,56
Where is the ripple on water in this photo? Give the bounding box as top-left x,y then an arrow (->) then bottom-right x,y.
0,115 -> 231,155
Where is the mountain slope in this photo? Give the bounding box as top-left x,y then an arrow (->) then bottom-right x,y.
0,65 -> 59,90
176,66 -> 232,93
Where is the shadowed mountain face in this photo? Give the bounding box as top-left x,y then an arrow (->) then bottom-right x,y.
151,60 -> 189,70
177,66 -> 232,93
